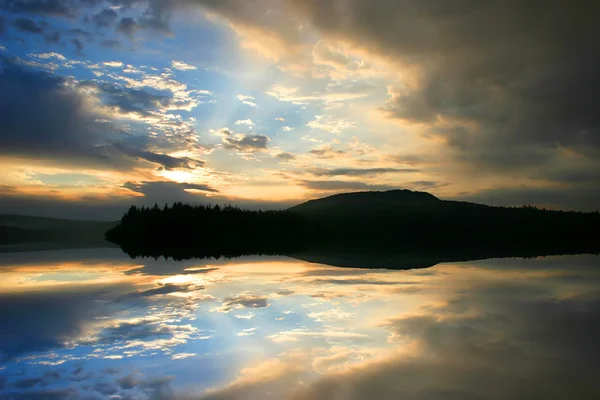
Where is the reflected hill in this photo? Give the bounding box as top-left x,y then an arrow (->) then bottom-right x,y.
106,190 -> 600,267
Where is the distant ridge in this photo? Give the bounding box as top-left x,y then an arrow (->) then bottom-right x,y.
0,214 -> 116,247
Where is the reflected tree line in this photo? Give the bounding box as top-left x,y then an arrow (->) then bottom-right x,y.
105,199 -> 600,262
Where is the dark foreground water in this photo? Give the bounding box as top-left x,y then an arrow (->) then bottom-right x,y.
1,249 -> 599,399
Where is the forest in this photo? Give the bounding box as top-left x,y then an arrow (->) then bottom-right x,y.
105,190 -> 600,260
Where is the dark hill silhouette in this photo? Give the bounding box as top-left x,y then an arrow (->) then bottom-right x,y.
288,189 -> 599,247
105,190 -> 600,263
0,214 -> 116,249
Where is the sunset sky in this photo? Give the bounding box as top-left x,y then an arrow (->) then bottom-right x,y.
0,1 -> 598,219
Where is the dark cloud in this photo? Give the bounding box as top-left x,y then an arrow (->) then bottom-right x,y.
297,1 -> 599,161
292,283 -> 600,400
308,146 -> 346,159
115,144 -> 206,170
0,58 -> 201,173
412,180 -> 438,187
221,294 -> 269,311
276,152 -> 296,161
0,0 -> 77,17
0,288 -> 115,360
71,37 -> 84,55
387,154 -> 425,166
11,17 -> 60,43
119,283 -> 202,301
224,134 -> 269,151
43,28 -> 60,43
12,17 -> 43,33
2,388 -> 76,400
138,0 -> 172,33
124,180 -> 218,197
100,38 -> 122,49
0,57 -> 117,165
299,180 -> 398,192
91,8 -> 117,28
0,15 -> 5,36
67,27 -> 93,39
311,168 -> 419,177
82,80 -> 172,115
12,377 -> 46,389
117,373 -> 138,389
117,16 -> 140,38
218,129 -> 270,152
93,381 -> 119,395
81,317 -> 194,345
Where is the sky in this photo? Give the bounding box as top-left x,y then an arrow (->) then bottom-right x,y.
0,0 -> 599,219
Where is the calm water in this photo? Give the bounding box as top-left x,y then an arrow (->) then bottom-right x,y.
1,250 -> 599,399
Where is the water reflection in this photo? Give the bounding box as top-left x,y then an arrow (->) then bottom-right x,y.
1,250 -> 599,399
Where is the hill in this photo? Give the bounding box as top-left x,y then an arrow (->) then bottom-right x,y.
0,214 -> 117,248
106,190 -> 600,260
288,190 -> 599,247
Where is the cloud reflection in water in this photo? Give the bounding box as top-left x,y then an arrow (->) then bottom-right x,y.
0,250 -> 599,399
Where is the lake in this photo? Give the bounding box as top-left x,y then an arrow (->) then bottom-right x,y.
1,249 -> 600,399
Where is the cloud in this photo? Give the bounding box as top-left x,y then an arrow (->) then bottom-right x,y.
70,37 -> 84,55
215,128 -> 269,152
12,17 -> 60,43
0,57 -> 118,166
116,17 -> 140,38
216,293 -> 269,313
299,180 -> 398,192
119,283 -> 202,301
91,8 -> 118,28
100,38 -> 122,49
86,318 -> 197,345
156,0 -> 600,208
0,58 -> 205,173
234,119 -> 254,126
299,288 -> 600,400
276,152 -> 296,161
103,60 -> 123,68
31,52 -> 66,60
237,327 -> 257,336
138,0 -> 172,33
0,0 -> 77,17
224,135 -> 269,152
308,146 -> 346,159
114,144 -> 205,170
306,115 -> 356,134
172,60 -> 197,71
266,83 -> 371,105
124,180 -> 218,197
0,15 -> 5,36
296,1 -> 599,162
0,288 -> 112,360
236,94 -> 257,107
412,180 -> 439,188
311,168 -> 419,177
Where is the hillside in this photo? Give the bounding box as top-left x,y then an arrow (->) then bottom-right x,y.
106,190 -> 600,260
288,189 -> 599,247
0,214 -> 117,247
